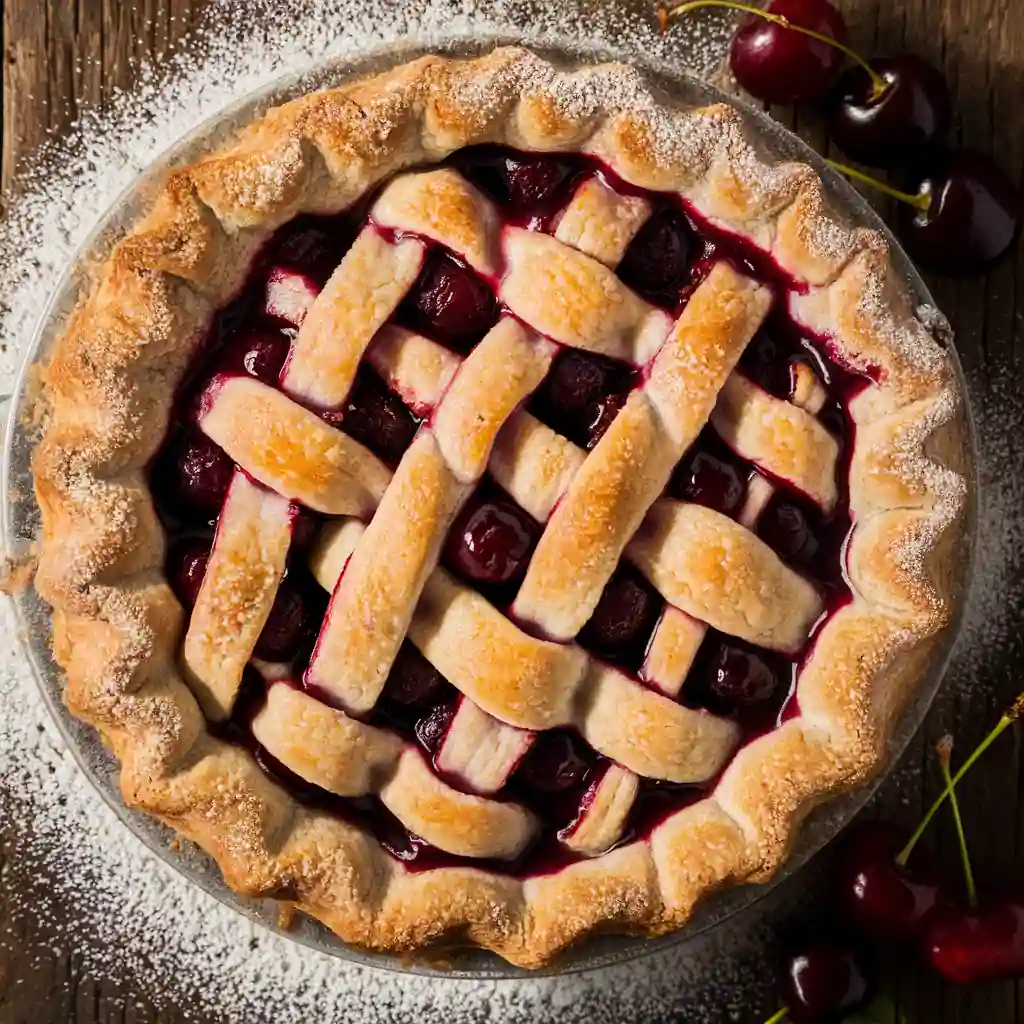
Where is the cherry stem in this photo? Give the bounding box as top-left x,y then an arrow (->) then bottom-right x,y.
763,1009 -> 790,1024
938,736 -> 978,909
657,0 -> 890,100
897,695 -> 1024,866
826,160 -> 933,212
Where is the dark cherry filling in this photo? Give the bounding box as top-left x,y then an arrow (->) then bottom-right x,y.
670,430 -> 750,517
397,250 -> 498,351
152,146 -> 869,878
325,367 -> 420,465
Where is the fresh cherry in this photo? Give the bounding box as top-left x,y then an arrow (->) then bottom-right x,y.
779,940 -> 873,1023
382,643 -> 447,709
579,566 -> 661,661
514,731 -> 589,793
897,150 -> 1023,276
671,448 -> 746,515
219,326 -> 291,385
444,496 -> 538,586
501,154 -> 575,212
254,577 -> 309,661
923,902 -> 1024,984
728,0 -> 848,105
166,539 -> 210,607
708,646 -> 778,707
403,252 -> 497,350
834,821 -> 944,940
414,701 -> 457,754
164,436 -> 234,518
824,55 -> 952,168
335,369 -> 419,464
618,208 -> 692,301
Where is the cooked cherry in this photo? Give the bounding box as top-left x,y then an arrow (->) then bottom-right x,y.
834,821 -> 944,940
779,941 -> 872,1023
740,330 -> 793,398
219,326 -> 291,385
444,497 -> 538,586
672,449 -> 746,515
336,370 -> 418,464
708,646 -> 778,707
289,508 -> 321,554
585,391 -> 628,448
924,902 -> 1024,984
414,701 -> 457,754
824,55 -> 952,169
167,437 -> 234,517
383,643 -> 446,709
254,578 -> 309,661
267,223 -> 347,284
166,540 -> 210,606
618,208 -> 692,300
514,732 -> 589,793
537,349 -> 618,417
758,499 -> 819,564
579,566 -> 660,660
897,150 -> 1023,276
729,0 -> 847,105
403,253 -> 497,349
501,154 -> 574,212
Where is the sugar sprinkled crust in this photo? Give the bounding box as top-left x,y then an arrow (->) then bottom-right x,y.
32,47 -> 969,967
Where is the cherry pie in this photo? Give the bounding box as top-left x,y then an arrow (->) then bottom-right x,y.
32,49 -> 969,966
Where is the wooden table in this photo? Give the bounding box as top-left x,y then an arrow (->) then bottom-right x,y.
2,1 -> 1022,1021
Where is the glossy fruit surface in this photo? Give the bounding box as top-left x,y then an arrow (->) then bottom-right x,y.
383,643 -> 447,708
220,326 -> 291,385
780,941 -> 872,1023
255,578 -> 310,661
167,540 -> 210,607
672,449 -> 746,515
924,902 -> 1024,983
730,0 -> 847,104
168,437 -> 234,517
757,500 -> 819,565
444,497 -> 537,585
824,55 -> 952,168
834,821 -> 944,940
580,567 -> 661,659
709,646 -> 778,707
515,731 -> 589,792
898,150 -> 1023,276
501,154 -> 575,211
405,253 -> 497,348
338,370 -> 419,464
618,208 -> 692,301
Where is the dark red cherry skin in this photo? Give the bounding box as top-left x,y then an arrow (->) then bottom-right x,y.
514,732 -> 589,793
169,437 -> 234,517
579,568 -> 660,659
539,349 -> 618,417
166,540 -> 210,607
780,941 -> 872,1024
585,391 -> 628,448
405,254 -> 497,349
834,821 -> 944,940
823,55 -> 952,169
757,500 -> 819,564
924,902 -> 1024,984
672,449 -> 746,515
617,209 -> 692,300
708,646 -> 778,707
254,578 -> 309,661
336,370 -> 418,465
383,643 -> 446,709
219,326 -> 291,385
414,701 -> 457,755
898,150 -> 1023,276
729,0 -> 847,105
268,224 -> 347,285
444,498 -> 537,585
501,154 -> 574,211
289,508 -> 321,554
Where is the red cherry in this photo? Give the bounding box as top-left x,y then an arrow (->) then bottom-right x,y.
617,208 -> 692,301
897,150 -> 1023,276
167,436 -> 235,518
414,701 -> 457,754
824,55 -> 952,168
382,643 -> 447,709
708,646 -> 778,707
585,391 -> 628,448
671,448 -> 746,515
403,253 -> 497,350
333,369 -> 418,465
166,539 -> 210,606
729,0 -> 847,104
757,499 -> 820,565
219,326 -> 291,384
779,940 -> 873,1023
834,821 -> 944,940
444,497 -> 538,586
579,566 -> 661,660
514,731 -> 589,793
924,902 -> 1024,984
501,154 -> 574,212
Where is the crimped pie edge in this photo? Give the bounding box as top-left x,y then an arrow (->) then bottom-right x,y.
31,47 -> 969,968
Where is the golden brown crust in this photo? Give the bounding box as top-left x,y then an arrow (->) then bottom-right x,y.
31,47 -> 969,968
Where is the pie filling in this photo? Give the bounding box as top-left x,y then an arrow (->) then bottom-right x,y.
150,146 -> 866,877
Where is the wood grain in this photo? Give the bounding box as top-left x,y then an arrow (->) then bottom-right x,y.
1,1 -> 1023,1022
